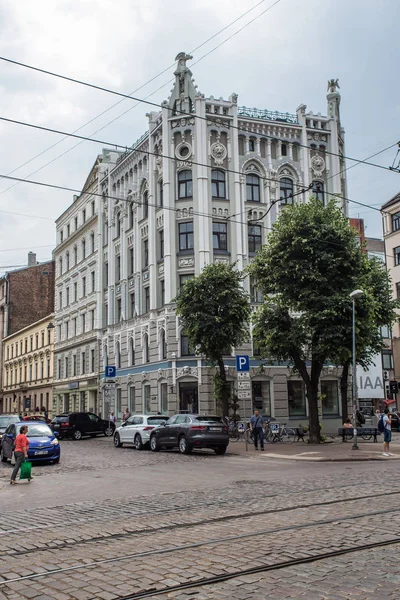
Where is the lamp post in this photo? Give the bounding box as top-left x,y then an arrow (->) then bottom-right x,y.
349,289 -> 364,450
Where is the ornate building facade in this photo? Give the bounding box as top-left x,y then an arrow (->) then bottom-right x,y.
54,55 -> 349,432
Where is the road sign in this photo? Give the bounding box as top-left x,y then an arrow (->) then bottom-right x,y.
238,390 -> 251,400
236,355 -> 250,372
238,381 -> 251,390
105,365 -> 116,378
237,372 -> 250,380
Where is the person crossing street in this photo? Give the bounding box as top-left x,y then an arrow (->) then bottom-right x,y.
250,409 -> 265,451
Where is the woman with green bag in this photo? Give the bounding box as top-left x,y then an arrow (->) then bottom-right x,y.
10,425 -> 32,485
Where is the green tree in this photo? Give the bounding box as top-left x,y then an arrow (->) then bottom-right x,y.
249,198 -> 364,443
330,255 -> 399,420
175,262 -> 251,416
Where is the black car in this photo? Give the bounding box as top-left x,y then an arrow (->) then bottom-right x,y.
51,412 -> 115,440
149,414 -> 229,455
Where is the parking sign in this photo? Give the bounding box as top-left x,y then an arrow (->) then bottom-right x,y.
105,365 -> 116,378
236,355 -> 250,372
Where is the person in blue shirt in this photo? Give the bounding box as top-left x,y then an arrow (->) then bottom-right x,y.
250,409 -> 265,451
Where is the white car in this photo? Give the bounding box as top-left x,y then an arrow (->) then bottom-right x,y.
113,414 -> 169,450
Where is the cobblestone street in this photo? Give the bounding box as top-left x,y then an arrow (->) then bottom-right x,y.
0,437 -> 399,599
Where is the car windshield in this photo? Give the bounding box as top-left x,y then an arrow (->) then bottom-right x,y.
0,416 -> 18,428
194,416 -> 224,423
52,416 -> 69,423
26,424 -> 52,437
147,417 -> 169,425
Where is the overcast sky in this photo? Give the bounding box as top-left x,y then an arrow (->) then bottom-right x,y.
0,0 -> 398,272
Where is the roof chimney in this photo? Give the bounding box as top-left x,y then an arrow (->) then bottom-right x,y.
28,252 -> 37,267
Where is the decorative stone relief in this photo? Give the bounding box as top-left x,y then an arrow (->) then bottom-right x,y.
143,270 -> 150,282
176,207 -> 193,220
178,257 -> 194,268
159,263 -> 165,275
177,366 -> 198,379
307,132 -> 327,142
129,278 -> 135,289
175,142 -> 193,161
210,141 -> 227,166
310,155 -> 326,178
140,225 -> 149,238
214,256 -> 229,265
171,117 -> 195,128
212,207 -> 229,219
127,234 -> 134,247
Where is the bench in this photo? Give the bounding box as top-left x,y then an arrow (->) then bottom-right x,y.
338,427 -> 381,443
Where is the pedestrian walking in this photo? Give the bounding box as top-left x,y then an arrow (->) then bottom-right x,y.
249,409 -> 265,451
10,425 -> 31,485
109,411 -> 116,424
382,408 -> 392,457
122,407 -> 131,422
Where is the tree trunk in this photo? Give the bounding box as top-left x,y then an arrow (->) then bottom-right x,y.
293,356 -> 322,444
217,357 -> 230,416
340,361 -> 350,422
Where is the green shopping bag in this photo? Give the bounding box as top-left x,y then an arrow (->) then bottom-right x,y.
19,461 -> 32,480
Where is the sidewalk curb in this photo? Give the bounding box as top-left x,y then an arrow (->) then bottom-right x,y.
260,453 -> 400,462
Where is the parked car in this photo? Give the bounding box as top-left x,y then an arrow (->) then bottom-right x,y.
388,412 -> 400,431
23,415 -> 51,424
0,421 -> 60,464
149,414 -> 229,455
114,414 -> 169,450
50,412 -> 115,440
0,415 -> 21,441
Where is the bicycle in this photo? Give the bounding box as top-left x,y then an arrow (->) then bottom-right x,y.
265,420 -> 296,443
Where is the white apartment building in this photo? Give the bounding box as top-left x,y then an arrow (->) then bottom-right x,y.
54,54 -> 349,432
53,151 -> 120,416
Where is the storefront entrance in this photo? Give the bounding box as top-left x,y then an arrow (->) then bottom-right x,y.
179,382 -> 198,414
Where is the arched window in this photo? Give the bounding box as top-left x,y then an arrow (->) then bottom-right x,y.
115,341 -> 121,369
178,170 -> 193,199
129,337 -> 135,366
312,181 -> 324,204
143,334 -> 149,364
211,170 -> 226,198
160,330 -> 167,360
246,174 -> 260,202
280,177 -> 294,205
143,191 -> 149,219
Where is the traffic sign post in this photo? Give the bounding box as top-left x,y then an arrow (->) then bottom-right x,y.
236,356 -> 251,451
103,382 -> 116,428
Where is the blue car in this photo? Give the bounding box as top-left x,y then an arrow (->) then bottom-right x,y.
0,421 -> 61,464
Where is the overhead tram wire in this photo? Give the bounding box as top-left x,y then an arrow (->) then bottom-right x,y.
0,0 -> 276,195
1,46 -> 399,175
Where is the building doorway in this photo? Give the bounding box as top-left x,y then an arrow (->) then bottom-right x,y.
252,380 -> 271,416
179,382 -> 198,413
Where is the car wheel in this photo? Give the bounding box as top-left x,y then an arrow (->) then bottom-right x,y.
214,446 -> 227,455
150,435 -> 159,452
0,448 -> 7,463
178,436 -> 192,454
104,425 -> 114,437
73,429 -> 82,441
114,433 -> 123,448
135,434 -> 143,451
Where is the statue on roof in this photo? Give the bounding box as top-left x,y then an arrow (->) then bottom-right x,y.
327,78 -> 340,93
175,52 -> 193,73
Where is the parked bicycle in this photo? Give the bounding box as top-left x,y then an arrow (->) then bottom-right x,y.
264,420 -> 296,443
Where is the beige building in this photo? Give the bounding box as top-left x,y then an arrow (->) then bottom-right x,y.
2,314 -> 55,416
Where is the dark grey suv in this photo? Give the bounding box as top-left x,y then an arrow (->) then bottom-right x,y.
149,414 -> 229,455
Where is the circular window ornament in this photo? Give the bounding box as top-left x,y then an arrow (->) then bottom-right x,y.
175,142 -> 192,161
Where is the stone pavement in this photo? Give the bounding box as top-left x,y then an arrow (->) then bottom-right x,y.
227,435 -> 400,461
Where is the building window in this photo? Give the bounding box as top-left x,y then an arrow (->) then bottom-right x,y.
280,177 -> 294,204
90,309 -> 95,330
160,382 -> 168,414
159,229 -> 164,260
74,282 -> 78,302
248,225 -> 262,254
128,202 -> 134,229
213,222 -> 227,251
143,192 -> 149,220
382,351 -> 394,370
178,170 -> 193,199
74,245 -> 78,265
312,181 -> 324,203
392,214 -> 400,232
91,200 -> 95,215
129,248 -> 134,276
179,273 -> 194,289
81,352 -> 86,375
288,380 -> 306,417
143,240 -> 149,269
128,386 -> 135,414
67,224 -> 70,237
116,298 -> 122,322
143,334 -> 149,363
82,239 -> 86,259
73,354 -> 77,377
66,251 -> 70,271
65,321 -> 69,339
160,329 -> 167,359
115,342 -> 121,369
249,139 -> 255,152
104,304 -> 108,327
59,257 -> 63,275
59,291 -> 62,310
394,246 -> 400,266
211,170 -> 226,198
60,230 -> 64,243
179,222 -> 194,251
82,208 -> 86,223
65,357 -> 69,379
143,384 -> 151,413
144,287 -> 150,313
116,255 -> 121,282
281,143 -> 287,156
181,334 -> 194,356
81,313 -> 86,333
129,337 -> 135,366
321,380 -> 339,416
250,277 -> 263,303
246,174 -> 260,202
129,292 -> 135,319
396,282 -> 400,298
159,180 -> 163,207
82,276 -> 86,297
90,232 -> 95,254
75,216 -> 78,230
35,333 -> 39,349
47,358 -> 50,378
160,279 -> 165,307
116,214 -> 121,237
57,359 -> 61,380
91,271 -> 95,292
104,262 -> 108,288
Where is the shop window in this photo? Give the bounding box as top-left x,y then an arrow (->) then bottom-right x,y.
287,380 -> 306,416
321,380 -> 339,416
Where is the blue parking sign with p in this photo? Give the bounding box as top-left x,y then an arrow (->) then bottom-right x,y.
236,355 -> 250,372
105,365 -> 116,378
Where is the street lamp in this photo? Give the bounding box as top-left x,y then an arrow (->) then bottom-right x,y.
350,289 -> 364,450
